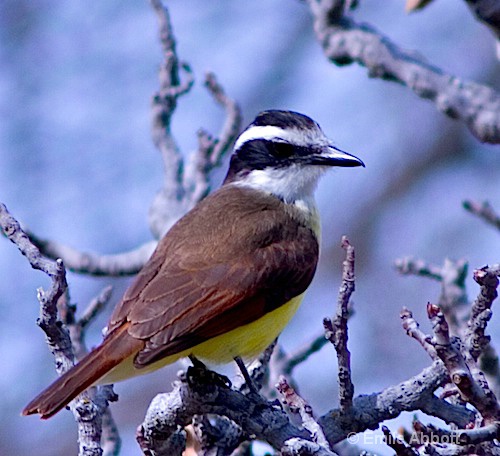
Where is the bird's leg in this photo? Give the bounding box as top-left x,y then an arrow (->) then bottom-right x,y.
186,355 -> 231,388
234,356 -> 259,394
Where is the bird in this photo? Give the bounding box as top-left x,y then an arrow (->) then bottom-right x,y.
23,110 -> 364,419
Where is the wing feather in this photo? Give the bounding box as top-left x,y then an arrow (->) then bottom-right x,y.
108,185 -> 319,368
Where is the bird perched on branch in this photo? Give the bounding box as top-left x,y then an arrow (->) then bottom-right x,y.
23,110 -> 364,419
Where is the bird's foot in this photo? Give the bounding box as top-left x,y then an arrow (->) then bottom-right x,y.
186,355 -> 232,389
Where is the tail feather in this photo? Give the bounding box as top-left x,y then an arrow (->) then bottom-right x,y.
22,323 -> 143,419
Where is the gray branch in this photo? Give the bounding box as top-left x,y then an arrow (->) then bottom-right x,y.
395,257 -> 444,281
281,437 -> 338,456
276,376 -> 331,450
464,265 -> 499,362
396,257 -> 469,336
324,236 -> 355,412
306,0 -> 500,143
400,307 -> 439,361
27,232 -> 156,276
463,200 -> 500,231
138,359 -> 474,454
427,303 -> 500,423
184,72 -> 242,207
0,203 -> 118,456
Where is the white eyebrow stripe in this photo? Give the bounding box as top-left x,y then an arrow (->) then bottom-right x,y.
234,126 -> 290,151
234,125 -> 330,152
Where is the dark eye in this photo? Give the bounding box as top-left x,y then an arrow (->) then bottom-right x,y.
271,142 -> 295,159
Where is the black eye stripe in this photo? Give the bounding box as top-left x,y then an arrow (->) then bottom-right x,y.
270,142 -> 295,158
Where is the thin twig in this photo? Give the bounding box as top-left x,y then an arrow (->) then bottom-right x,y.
324,236 -> 355,412
27,232 -> 156,276
395,257 -> 443,281
464,265 -> 499,362
400,307 -> 438,360
463,200 -> 500,231
184,72 -> 242,206
277,376 -> 331,450
427,303 -> 500,423
148,0 -> 194,238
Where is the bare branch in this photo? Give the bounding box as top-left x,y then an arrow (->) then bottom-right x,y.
400,307 -> 439,360
78,285 -> 113,330
464,265 -> 499,362
191,414 -> 244,455
136,422 -> 186,456
397,257 -> 469,335
281,437 -> 338,456
140,357 -> 474,453
324,236 -> 355,412
148,0 -> 194,238
319,360 -> 473,443
27,231 -> 156,276
66,286 -> 113,360
280,333 -> 329,377
395,257 -> 443,281
139,371 -> 310,454
306,0 -> 500,143
437,259 -> 470,336
427,303 -> 500,423
1,203 -> 117,455
203,72 -> 242,167
277,376 -> 331,450
265,336 -> 327,399
463,200 -> 500,231
184,72 -> 242,206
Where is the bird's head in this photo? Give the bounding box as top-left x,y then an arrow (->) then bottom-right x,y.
224,110 -> 364,203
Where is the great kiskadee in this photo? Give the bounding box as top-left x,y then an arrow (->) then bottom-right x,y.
23,110 -> 364,419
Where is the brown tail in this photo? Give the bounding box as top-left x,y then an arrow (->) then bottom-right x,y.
22,323 -> 143,419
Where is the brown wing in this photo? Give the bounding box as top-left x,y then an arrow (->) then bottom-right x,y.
109,185 -> 319,368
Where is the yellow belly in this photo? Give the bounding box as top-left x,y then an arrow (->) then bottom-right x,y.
99,293 -> 305,384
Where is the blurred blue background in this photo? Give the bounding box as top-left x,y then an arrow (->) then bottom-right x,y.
0,0 -> 498,454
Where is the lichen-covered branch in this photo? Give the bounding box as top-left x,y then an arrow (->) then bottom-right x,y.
306,0 -> 500,143
138,371 -> 310,454
138,357 -> 474,454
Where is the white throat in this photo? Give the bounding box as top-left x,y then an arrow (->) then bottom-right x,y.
233,163 -> 326,208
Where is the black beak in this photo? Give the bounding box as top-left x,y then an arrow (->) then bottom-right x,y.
307,145 -> 365,168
